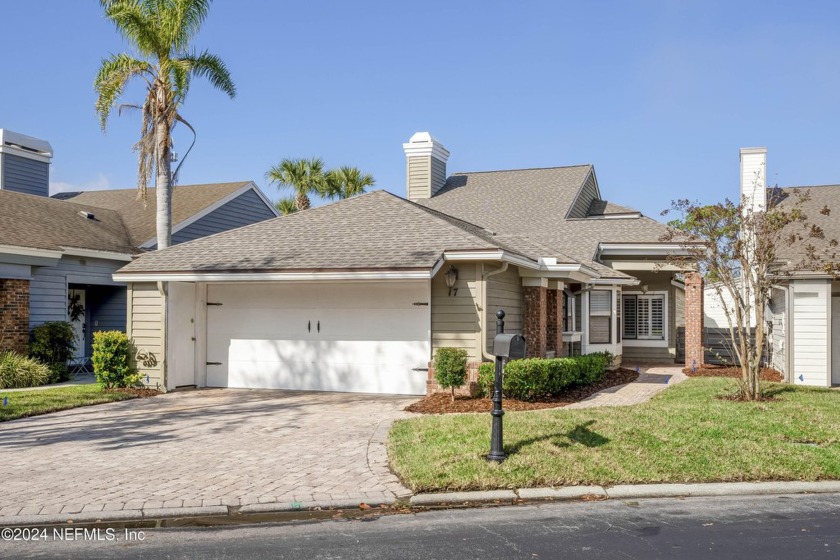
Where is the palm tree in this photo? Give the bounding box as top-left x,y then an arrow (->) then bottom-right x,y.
266,157 -> 326,211
323,166 -> 375,200
94,0 -> 236,250
275,197 -> 298,216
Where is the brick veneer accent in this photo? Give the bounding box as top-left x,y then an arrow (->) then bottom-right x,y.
556,289 -> 567,357
0,279 -> 30,354
684,272 -> 705,368
546,289 -> 558,355
427,360 -> 482,396
523,285 -> 548,358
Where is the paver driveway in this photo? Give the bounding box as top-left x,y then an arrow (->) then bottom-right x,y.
0,389 -> 417,519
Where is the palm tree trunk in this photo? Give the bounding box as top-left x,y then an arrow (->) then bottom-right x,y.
155,122 -> 173,250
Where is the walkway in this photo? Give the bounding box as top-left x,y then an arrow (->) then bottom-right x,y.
565,365 -> 687,409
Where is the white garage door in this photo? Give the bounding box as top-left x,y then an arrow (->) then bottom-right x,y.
205,282 -> 430,395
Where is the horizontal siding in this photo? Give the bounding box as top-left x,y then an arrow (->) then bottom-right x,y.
407,156 -> 431,200
128,282 -> 165,389
29,256 -> 124,327
567,169 -> 597,218
485,265 -> 522,351
2,153 -> 49,197
792,280 -> 830,386
430,156 -> 446,196
769,288 -> 786,375
169,189 -> 276,245
431,263 -> 478,359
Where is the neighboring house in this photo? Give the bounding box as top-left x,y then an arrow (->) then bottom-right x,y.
0,129 -> 279,360
705,147 -> 840,387
114,132 -> 702,395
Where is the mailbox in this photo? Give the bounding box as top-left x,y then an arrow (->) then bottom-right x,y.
493,333 -> 527,359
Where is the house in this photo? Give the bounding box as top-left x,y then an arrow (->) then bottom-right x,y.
705,147 -> 840,387
114,132 -> 702,395
0,129 -> 279,360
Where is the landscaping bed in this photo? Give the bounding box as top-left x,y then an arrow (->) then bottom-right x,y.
684,364 -> 783,382
0,385 -> 160,422
406,368 -> 639,414
389,377 -> 840,492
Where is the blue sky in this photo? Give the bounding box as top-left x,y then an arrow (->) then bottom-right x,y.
2,1 -> 840,218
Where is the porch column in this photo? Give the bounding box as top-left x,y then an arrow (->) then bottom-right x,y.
548,280 -> 565,356
522,278 -> 548,358
0,278 -> 30,354
684,272 -> 705,368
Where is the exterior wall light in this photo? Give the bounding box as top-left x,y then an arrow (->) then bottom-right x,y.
641,284 -> 649,294
444,266 -> 459,296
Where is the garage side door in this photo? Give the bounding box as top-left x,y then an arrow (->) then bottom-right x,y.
206,282 -> 430,394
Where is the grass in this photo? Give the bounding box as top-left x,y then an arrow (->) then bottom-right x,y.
0,385 -> 141,422
388,378 -> 840,492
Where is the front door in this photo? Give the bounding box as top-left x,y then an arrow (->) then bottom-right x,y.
67,288 -> 86,359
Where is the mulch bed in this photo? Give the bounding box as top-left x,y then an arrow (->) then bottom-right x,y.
103,387 -> 162,398
683,365 -> 783,382
405,368 -> 640,414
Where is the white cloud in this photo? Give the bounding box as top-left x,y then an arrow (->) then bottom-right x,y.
49,173 -> 113,195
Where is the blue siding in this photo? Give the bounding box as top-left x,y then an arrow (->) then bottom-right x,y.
170,188 -> 276,245
86,286 -> 127,355
2,153 -> 49,197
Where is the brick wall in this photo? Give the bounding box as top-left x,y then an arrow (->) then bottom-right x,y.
427,360 -> 483,396
0,279 -> 30,354
684,272 -> 704,368
523,285 -> 548,358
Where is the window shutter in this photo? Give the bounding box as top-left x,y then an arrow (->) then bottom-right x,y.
622,295 -> 637,339
589,316 -> 611,344
651,296 -> 664,337
590,290 -> 611,315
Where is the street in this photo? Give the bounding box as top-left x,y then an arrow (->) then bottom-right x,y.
4,493 -> 840,559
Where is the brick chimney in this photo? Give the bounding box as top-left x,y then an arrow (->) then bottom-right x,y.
403,132 -> 449,200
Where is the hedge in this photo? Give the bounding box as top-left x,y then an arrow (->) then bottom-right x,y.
0,351 -> 51,389
92,331 -> 141,388
477,352 -> 612,401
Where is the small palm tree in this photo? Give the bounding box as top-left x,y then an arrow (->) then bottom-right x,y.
275,197 -> 298,216
94,0 -> 236,249
323,166 -> 375,200
266,157 -> 326,211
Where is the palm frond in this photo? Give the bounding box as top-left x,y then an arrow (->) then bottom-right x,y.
178,49 -> 236,98
169,0 -> 212,50
275,197 -> 298,215
323,166 -> 375,199
266,158 -> 326,211
100,0 -> 164,56
94,53 -> 153,129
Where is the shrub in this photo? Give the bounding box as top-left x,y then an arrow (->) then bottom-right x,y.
29,321 -> 77,383
476,352 -> 613,401
0,351 -> 51,389
434,347 -> 469,402
92,331 -> 140,389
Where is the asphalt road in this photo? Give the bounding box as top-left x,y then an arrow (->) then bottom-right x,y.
4,493 -> 840,559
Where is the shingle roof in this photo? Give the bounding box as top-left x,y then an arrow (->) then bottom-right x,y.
63,182 -> 253,246
117,190 -> 539,274
417,166 -> 668,278
587,199 -> 640,216
774,185 -> 840,272
0,190 -> 136,254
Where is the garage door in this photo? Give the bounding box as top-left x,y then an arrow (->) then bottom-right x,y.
205,282 -> 430,394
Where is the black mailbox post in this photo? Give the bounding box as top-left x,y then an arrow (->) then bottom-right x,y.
488,310 -> 527,463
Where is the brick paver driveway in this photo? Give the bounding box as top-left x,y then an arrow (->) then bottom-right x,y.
0,389 -> 417,518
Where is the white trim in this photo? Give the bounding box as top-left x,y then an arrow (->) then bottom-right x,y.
139,182 -> 279,249
587,277 -> 640,286
61,247 -> 135,262
0,130 -> 53,164
114,270 -> 433,283
564,166 -> 601,220
671,279 -> 686,290
0,244 -> 62,259
522,277 -> 549,288
621,290 -> 669,348
402,132 -> 450,163
584,213 -> 641,220
598,243 -> 695,257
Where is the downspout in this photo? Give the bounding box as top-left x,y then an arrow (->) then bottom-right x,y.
480,262 -> 509,361
157,280 -> 168,391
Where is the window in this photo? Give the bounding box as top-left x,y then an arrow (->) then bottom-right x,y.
574,293 -> 582,332
563,289 -> 575,332
589,290 -> 612,344
622,294 -> 665,340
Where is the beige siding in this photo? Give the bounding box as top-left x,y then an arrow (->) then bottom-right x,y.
431,263 -> 479,359
485,265 -> 522,351
567,169 -> 599,218
430,156 -> 447,196
407,156 -> 432,200
770,287 -> 786,375
127,282 -> 165,389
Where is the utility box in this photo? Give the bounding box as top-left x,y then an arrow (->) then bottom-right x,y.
493,333 -> 527,359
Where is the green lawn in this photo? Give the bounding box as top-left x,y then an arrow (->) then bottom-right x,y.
389,378 -> 840,492
0,385 -> 141,422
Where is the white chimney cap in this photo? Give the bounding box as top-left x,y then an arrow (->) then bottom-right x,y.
403,131 -> 450,162
0,129 -> 53,163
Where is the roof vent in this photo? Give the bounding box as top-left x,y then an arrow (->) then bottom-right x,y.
78,211 -> 95,220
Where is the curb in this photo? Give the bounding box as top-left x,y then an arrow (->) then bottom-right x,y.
4,481 -> 840,527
